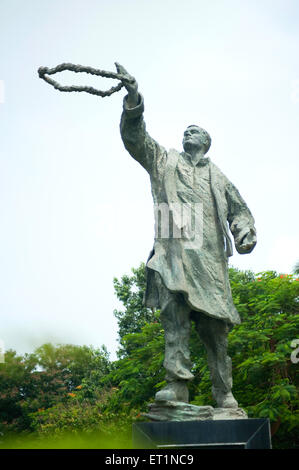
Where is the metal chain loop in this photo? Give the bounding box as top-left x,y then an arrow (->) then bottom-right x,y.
38,63 -> 133,97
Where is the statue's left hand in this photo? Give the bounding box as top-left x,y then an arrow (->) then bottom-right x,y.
238,229 -> 257,253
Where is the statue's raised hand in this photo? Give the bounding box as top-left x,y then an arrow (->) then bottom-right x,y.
115,62 -> 139,107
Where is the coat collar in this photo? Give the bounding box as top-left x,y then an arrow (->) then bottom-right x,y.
182,152 -> 210,167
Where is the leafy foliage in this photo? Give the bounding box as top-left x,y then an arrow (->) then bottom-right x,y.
113,263 -> 156,357
0,350 -> 38,431
28,387 -> 138,447
227,269 -> 299,448
101,318 -> 165,410
0,344 -> 110,433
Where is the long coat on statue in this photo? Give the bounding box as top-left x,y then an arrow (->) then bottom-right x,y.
120,95 -> 257,326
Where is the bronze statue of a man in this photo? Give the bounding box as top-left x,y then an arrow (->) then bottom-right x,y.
117,63 -> 257,409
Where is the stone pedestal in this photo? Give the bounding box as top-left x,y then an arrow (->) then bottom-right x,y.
132,419 -> 272,449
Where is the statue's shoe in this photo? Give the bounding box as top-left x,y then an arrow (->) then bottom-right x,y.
217,392 -> 238,409
155,381 -> 189,403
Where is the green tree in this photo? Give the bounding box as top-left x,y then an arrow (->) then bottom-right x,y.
113,263 -> 156,356
0,344 -> 111,434
227,268 -> 299,448
0,350 -> 38,432
34,343 -> 111,397
101,318 -> 164,410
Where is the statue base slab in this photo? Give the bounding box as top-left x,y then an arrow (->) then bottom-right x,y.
132,418 -> 272,449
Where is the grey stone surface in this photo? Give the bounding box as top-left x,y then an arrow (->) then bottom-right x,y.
116,63 -> 257,413
143,401 -> 247,422
133,419 -> 271,449
213,407 -> 248,420
144,401 -> 214,422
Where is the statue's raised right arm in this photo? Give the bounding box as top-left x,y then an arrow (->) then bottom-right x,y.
116,63 -> 163,174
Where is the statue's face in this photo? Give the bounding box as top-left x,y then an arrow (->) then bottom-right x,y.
182,126 -> 204,152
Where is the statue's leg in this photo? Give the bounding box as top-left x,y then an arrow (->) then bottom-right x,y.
154,275 -> 193,403
194,313 -> 238,408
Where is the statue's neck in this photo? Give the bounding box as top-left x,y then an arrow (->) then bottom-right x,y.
186,150 -> 206,166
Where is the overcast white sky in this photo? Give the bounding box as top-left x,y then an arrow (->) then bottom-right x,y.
0,0 -> 298,359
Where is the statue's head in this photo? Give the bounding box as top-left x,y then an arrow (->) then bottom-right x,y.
182,125 -> 211,154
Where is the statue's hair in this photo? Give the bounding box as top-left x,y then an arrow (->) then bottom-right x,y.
186,125 -> 212,154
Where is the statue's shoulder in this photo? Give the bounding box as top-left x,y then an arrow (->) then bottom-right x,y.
209,160 -> 230,187
164,148 -> 181,165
